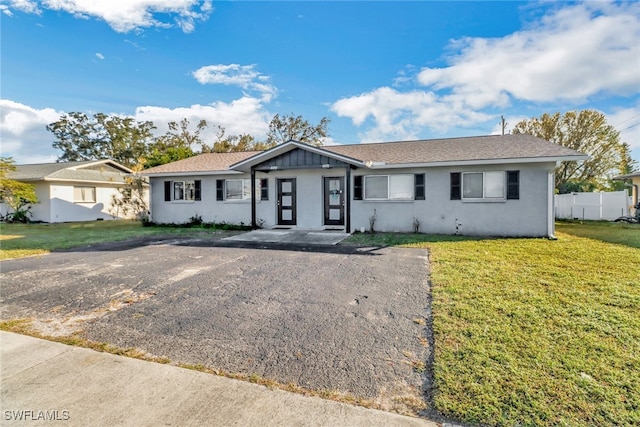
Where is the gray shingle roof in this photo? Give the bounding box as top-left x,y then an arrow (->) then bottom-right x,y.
143,151 -> 261,175
143,134 -> 587,175
323,134 -> 586,165
8,160 -> 132,184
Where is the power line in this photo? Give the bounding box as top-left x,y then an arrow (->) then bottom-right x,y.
613,113 -> 640,128
620,122 -> 640,132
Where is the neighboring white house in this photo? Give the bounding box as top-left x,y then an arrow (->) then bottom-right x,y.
613,171 -> 640,209
143,135 -> 588,237
2,160 -> 140,223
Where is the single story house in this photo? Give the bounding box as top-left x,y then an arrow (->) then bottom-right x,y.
143,134 -> 588,237
613,171 -> 640,208
2,160 -> 140,223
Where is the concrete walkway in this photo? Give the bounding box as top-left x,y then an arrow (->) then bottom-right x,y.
1,332 -> 438,427
223,229 -> 350,245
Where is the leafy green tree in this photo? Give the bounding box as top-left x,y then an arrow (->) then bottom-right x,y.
146,118 -> 207,167
110,159 -> 149,221
608,143 -> 639,191
207,128 -> 271,153
512,110 -> 625,193
266,113 -> 330,147
0,157 -> 38,222
47,113 -> 155,168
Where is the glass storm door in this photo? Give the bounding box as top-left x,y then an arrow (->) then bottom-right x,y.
324,176 -> 344,226
277,178 -> 296,226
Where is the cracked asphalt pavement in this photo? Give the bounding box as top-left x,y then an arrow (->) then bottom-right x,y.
1,237 -> 432,410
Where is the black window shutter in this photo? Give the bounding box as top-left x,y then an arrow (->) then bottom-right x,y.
450,173 -> 461,200
164,181 -> 171,201
260,178 -> 269,201
507,171 -> 520,200
194,180 -> 201,201
216,179 -> 224,201
353,176 -> 363,200
414,173 -> 425,200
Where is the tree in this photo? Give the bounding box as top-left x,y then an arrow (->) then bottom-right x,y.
266,114 -> 330,147
0,157 -> 38,222
206,126 -> 272,153
110,158 -> 149,221
146,118 -> 207,167
48,113 -> 155,168
608,142 -> 639,191
512,110 -> 624,193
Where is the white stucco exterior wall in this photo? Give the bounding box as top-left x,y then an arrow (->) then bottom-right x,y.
48,182 -> 127,223
350,162 -> 554,236
149,161 -> 557,237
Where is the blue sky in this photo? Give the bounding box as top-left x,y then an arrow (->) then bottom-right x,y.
1,1 -> 639,169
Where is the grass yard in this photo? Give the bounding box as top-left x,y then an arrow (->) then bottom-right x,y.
0,220 -> 230,260
347,221 -> 640,426
2,220 -> 638,425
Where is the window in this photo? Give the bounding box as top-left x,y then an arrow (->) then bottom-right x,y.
74,186 -> 96,203
462,172 -> 504,200
163,180 -> 201,201
450,171 -> 519,201
363,174 -> 414,200
216,179 -> 262,201
225,179 -> 252,200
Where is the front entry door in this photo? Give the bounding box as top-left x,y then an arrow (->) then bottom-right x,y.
277,178 -> 296,226
324,176 -> 345,226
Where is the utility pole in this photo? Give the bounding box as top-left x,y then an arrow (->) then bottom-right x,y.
500,115 -> 507,135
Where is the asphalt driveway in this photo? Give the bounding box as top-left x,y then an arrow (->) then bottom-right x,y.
0,236 -> 432,413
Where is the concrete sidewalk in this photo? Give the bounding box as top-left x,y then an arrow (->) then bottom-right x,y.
1,332 -> 438,427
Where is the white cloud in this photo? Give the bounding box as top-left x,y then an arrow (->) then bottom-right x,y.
332,87 -> 492,142
95,52 -> 104,60
135,96 -> 273,142
2,0 -> 212,33
0,100 -> 62,163
192,64 -> 277,102
0,94 -> 275,164
332,1 -> 640,143
417,1 -> 640,107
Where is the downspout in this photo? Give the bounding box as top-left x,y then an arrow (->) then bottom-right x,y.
548,165 -> 557,239
250,167 -> 257,229
345,165 -> 351,233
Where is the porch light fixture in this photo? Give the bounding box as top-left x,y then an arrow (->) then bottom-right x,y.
270,165 -> 278,170
322,164 -> 331,169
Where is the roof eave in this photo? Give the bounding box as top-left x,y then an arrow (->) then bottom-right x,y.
43,178 -> 130,185
366,155 -> 590,169
143,170 -> 245,178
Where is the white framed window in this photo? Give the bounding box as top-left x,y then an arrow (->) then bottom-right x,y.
74,186 -> 96,203
225,179 -> 252,200
165,180 -> 200,202
462,171 -> 505,200
173,181 -> 196,201
364,174 -> 414,200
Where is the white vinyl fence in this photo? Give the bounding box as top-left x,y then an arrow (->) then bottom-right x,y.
555,190 -> 632,221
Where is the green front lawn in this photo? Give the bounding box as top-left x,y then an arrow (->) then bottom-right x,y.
0,220 -> 225,260
347,221 -> 640,426
2,220 -> 638,425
